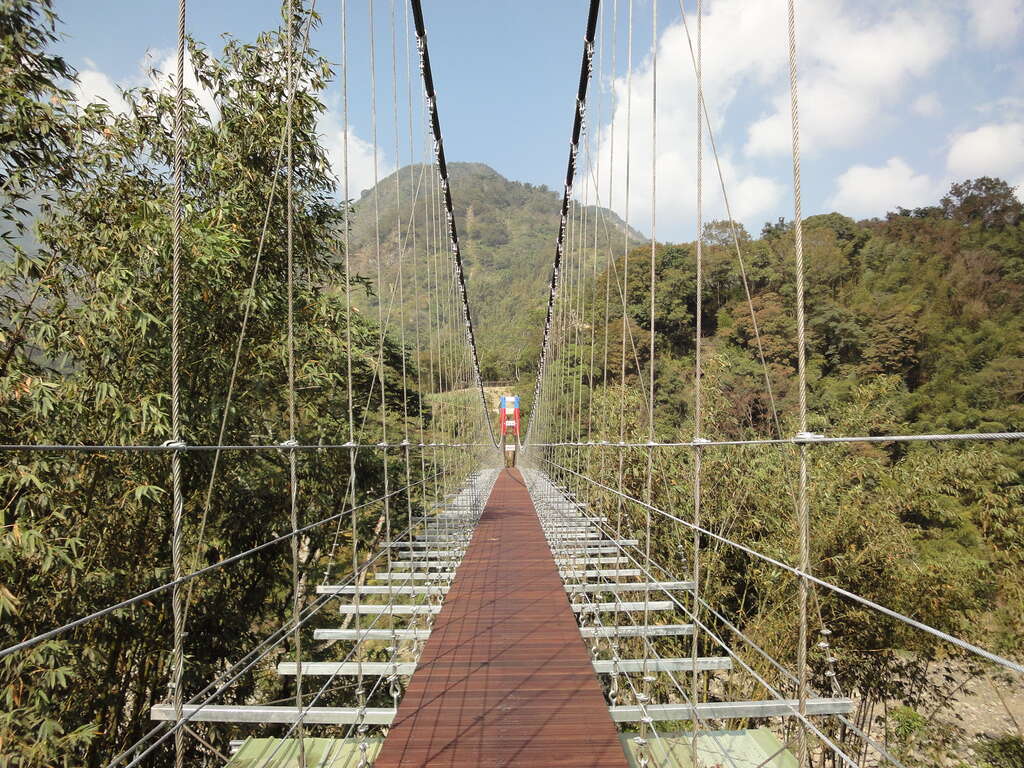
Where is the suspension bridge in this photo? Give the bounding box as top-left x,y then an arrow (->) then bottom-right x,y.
3,0 -> 1022,767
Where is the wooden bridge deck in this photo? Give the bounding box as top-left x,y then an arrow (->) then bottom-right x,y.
373,468 -> 628,768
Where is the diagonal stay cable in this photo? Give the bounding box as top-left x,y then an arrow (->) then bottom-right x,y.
535,469 -> 905,768
0,472 -> 441,661
110,524 -> 419,768
531,470 -> 860,767
541,458 -> 1024,675
185,0 -> 321,630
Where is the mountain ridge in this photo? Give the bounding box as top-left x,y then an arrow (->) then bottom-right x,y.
348,162 -> 646,380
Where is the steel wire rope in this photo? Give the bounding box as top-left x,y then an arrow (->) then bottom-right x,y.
538,458 -> 1024,675
183,0 -> 320,633
585,7 -> 603,482
526,432 -> 1024,448
390,0 -> 419,667
782,0 -> 812,758
638,1 -> 658,762
248,568 -> 441,768
523,0 -> 601,443
554,475 -> 881,767
283,0 -> 306,755
167,2 -> 187,766
109,592 -> 334,768
690,1 -> 705,760
318,158 -> 436,590
529,475 -> 746,768
612,0 -> 634,679
0,441 -> 498,453
689,591 -> 908,768
128,470 -> 483,766
409,0 -> 499,450
0,474 -> 440,660
122,568 -> 404,768
106,529 -> 414,768
532,475 -> 843,765
531,471 -> 860,767
528,107 -> 657,481
366,5 -> 400,737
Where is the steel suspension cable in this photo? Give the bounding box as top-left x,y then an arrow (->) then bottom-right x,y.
540,458 -> 1024,675
283,0 -> 306,755
638,2 -> 657,763
691,0 -> 705,751
532,475 -> 861,767
783,0 -> 811,759
168,2 -> 187,765
111,529 -> 416,768
409,0 -> 498,450
524,0 -> 600,443
0,475 -> 438,661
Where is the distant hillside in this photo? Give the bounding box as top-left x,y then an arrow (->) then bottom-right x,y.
347,162 -> 646,381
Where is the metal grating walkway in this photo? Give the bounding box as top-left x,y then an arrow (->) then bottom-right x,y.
373,468 -> 628,767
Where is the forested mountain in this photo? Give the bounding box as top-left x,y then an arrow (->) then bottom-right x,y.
589,179 -> 1024,443
347,162 -> 645,380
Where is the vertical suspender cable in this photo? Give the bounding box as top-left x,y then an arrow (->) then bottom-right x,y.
284,1 -> 305,761
639,3 -> 656,766
691,0 -> 704,757
368,0 -> 397,664
614,0 -> 633,663
169,2 -> 187,767
396,0 -> 418,671
785,0 -> 810,763
338,0 -> 368,760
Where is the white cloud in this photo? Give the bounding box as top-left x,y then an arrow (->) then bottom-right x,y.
966,0 -> 1024,47
74,49 -> 218,121
582,0 -> 957,239
143,50 -> 219,121
74,68 -> 127,113
829,157 -> 940,217
947,122 -> 1024,188
74,50 -> 383,200
318,110 -> 393,199
912,92 -> 942,118
583,4 -> 787,241
745,2 -> 953,157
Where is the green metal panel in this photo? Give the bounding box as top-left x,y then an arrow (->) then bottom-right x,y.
225,737 -> 383,768
620,728 -> 797,768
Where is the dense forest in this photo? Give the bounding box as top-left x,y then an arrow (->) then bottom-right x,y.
2,0 -> 1022,767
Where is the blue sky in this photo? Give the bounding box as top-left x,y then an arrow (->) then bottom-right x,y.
59,0 -> 1024,241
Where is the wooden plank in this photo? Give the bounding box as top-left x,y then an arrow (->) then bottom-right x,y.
373,468 -> 628,768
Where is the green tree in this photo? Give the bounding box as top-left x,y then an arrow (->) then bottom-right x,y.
1,6 -> 426,765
